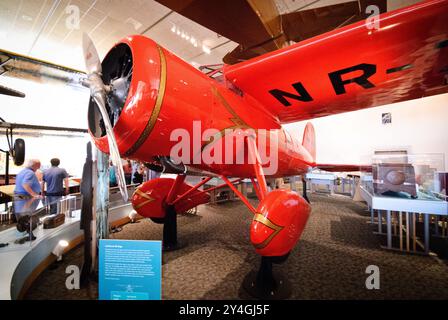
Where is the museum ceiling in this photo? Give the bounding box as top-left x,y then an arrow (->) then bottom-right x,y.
0,0 -> 421,70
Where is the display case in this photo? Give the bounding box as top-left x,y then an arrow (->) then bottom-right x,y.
361,153 -> 446,201
0,184 -> 137,254
0,195 -> 79,252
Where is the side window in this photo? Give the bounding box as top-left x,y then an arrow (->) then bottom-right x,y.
285,130 -> 292,149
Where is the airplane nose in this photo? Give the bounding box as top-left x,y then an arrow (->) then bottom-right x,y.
87,36 -> 163,157
87,42 -> 132,140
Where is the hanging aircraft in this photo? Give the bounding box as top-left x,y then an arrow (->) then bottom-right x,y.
154,0 -> 388,64
1,0 -> 447,299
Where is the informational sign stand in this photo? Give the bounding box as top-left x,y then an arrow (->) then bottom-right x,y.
99,239 -> 162,300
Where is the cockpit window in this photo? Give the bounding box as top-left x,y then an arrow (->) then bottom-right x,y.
285,130 -> 292,144
199,64 -> 224,83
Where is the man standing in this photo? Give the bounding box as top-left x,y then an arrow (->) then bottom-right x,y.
14,159 -> 42,241
14,159 -> 42,198
42,158 -> 69,197
123,160 -> 132,185
42,158 -> 69,215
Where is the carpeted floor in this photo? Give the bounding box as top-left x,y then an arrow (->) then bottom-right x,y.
24,193 -> 448,300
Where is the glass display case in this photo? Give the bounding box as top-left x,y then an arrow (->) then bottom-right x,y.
0,184 -> 137,299
0,195 -> 79,252
0,184 -> 137,254
361,153 -> 446,201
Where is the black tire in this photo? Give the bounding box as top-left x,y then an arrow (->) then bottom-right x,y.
150,217 -> 165,224
13,138 -> 25,166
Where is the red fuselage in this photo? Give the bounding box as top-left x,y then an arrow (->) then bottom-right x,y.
90,36 -> 314,178
89,0 -> 448,177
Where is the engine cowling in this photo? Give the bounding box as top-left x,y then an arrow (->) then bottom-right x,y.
87,35 -> 220,162
250,189 -> 311,257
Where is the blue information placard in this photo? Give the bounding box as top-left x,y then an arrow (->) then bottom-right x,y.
99,239 -> 162,300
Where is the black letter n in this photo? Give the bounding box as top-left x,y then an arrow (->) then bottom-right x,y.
269,82 -> 313,107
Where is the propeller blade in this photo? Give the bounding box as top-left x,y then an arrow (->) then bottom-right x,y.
82,33 -> 102,74
93,91 -> 129,203
82,32 -> 128,203
0,84 -> 25,98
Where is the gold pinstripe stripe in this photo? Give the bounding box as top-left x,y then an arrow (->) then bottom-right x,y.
132,188 -> 155,209
124,45 -> 167,156
252,213 -> 284,249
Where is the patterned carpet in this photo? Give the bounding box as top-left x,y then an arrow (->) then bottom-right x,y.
24,193 -> 448,300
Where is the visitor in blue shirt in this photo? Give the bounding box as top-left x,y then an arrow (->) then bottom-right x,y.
14,159 -> 42,227
42,158 -> 69,215
42,158 -> 69,197
14,159 -> 42,198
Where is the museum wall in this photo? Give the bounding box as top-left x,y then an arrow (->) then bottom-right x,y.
1,78 -> 91,176
284,93 -> 448,170
0,77 -> 90,128
1,134 -> 91,177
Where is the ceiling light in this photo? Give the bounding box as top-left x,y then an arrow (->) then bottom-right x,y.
126,18 -> 142,31
202,45 -> 211,54
172,26 -> 204,51
22,15 -> 33,22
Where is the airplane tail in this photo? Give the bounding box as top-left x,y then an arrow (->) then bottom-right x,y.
302,122 -> 316,163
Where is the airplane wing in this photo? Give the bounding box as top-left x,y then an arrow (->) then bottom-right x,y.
0,49 -> 87,96
314,164 -> 372,172
223,0 -> 448,124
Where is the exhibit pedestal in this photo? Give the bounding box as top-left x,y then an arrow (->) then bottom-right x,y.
302,177 -> 310,203
162,205 -> 186,252
242,256 -> 291,300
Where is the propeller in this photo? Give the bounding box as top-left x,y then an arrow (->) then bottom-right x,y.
81,33 -> 128,203
0,84 -> 25,98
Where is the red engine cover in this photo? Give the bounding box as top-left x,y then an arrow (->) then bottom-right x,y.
131,178 -> 210,218
250,189 -> 311,256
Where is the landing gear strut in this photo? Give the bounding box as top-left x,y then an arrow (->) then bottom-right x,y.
242,256 -> 292,300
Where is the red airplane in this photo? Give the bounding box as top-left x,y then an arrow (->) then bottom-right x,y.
82,0 -> 447,297
1,0 -> 447,298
